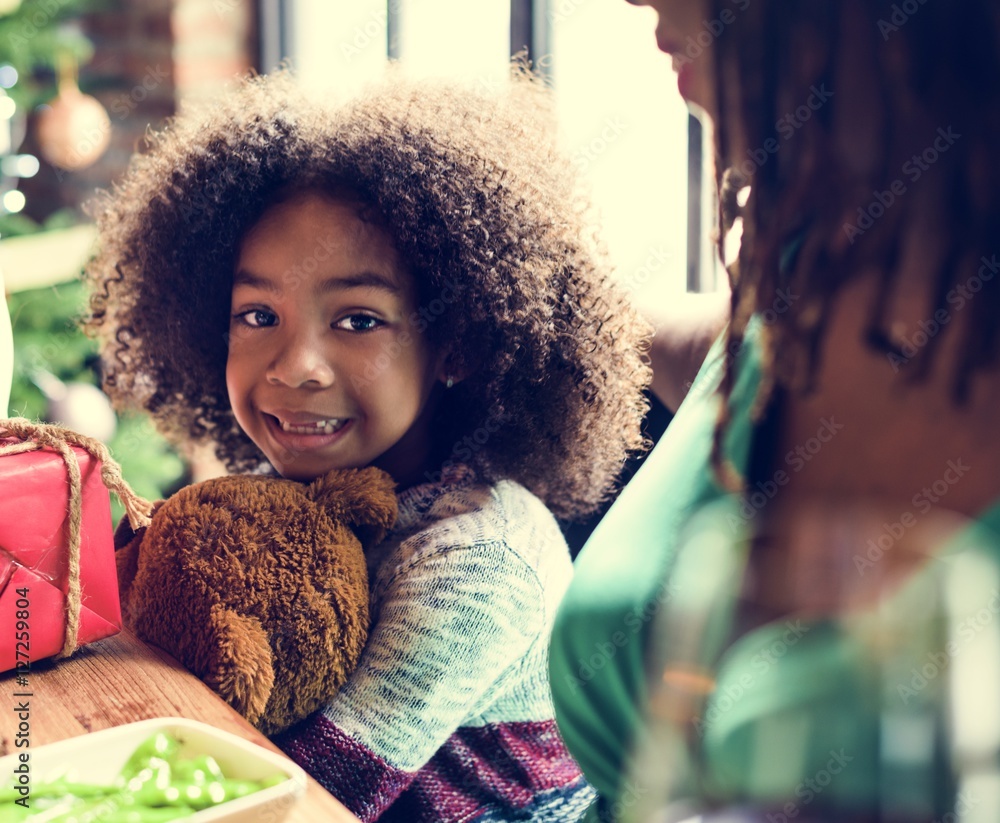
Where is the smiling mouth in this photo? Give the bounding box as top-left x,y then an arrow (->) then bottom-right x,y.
272,416 -> 349,435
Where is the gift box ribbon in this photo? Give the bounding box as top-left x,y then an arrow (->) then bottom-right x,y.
0,418 -> 152,658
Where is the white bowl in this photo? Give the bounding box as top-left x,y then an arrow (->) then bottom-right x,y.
0,716 -> 307,821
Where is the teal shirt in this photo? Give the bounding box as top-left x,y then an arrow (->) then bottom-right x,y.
549,325 -> 1000,817
549,327 -> 758,807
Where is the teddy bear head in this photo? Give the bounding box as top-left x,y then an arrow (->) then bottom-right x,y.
115,466 -> 397,735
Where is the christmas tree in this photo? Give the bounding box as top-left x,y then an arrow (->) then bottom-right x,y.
2,0 -> 188,518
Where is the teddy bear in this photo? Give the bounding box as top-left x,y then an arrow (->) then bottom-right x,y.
113,466 -> 397,736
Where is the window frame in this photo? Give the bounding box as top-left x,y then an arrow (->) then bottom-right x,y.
256,0 -> 711,295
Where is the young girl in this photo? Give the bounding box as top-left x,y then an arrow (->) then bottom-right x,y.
82,71 -> 651,822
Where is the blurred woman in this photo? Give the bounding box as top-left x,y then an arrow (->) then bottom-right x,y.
550,1 -> 1000,818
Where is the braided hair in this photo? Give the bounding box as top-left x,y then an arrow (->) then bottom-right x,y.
708,0 -> 1000,484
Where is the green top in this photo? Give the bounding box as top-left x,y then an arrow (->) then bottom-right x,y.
549,325 -> 1000,820
549,327 -> 759,812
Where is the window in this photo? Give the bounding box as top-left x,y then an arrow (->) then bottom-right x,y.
279,0 -> 715,302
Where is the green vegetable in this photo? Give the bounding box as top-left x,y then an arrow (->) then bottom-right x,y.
0,730 -> 288,821
119,734 -> 179,782
93,809 -> 195,823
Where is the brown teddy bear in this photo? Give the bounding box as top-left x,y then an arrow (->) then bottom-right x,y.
114,466 -> 397,736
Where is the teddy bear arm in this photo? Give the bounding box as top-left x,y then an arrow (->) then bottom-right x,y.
201,605 -> 276,730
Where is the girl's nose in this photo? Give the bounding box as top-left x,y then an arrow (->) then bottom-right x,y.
266,331 -> 335,388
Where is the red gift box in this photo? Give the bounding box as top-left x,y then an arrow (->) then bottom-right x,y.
0,432 -> 127,672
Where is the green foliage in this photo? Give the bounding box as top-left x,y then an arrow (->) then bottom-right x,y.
7,278 -> 187,523
0,206 -> 79,238
0,0 -> 170,526
0,0 -> 101,108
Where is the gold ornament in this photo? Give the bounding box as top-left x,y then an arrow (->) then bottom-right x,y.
35,54 -> 111,171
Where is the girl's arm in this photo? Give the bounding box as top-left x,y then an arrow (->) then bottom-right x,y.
274,539 -> 573,821
645,289 -> 730,413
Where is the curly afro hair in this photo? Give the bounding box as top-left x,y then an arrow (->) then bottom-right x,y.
83,70 -> 651,521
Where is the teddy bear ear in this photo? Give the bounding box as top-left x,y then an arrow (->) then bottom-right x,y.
308,467 -> 399,548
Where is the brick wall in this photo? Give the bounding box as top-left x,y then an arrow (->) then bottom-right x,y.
20,0 -> 256,222
172,0 -> 255,109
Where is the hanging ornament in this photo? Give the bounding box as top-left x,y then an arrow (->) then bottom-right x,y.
30,368 -> 117,443
35,52 -> 111,171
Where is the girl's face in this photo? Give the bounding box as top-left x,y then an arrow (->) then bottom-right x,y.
625,0 -> 718,121
226,190 -> 448,485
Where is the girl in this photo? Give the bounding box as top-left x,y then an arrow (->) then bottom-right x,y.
551,0 -> 1000,820
83,71 -> 651,822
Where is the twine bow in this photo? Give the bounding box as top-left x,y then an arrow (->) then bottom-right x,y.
0,418 -> 153,658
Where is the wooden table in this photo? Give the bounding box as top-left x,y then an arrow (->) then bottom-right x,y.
0,628 -> 359,822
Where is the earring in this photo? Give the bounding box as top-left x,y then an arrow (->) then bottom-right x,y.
445,376 -> 455,389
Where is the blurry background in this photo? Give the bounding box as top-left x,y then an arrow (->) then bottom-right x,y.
2,0 -> 717,529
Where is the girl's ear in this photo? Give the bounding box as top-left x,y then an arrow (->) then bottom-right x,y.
436,348 -> 473,389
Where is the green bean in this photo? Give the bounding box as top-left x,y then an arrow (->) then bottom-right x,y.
119,734 -> 178,781
170,756 -> 223,785
217,779 -> 261,801
35,796 -> 117,822
0,800 -> 33,822
0,780 -> 114,804
95,809 -> 194,823
122,757 -> 172,795
177,782 -> 229,811
129,783 -> 184,808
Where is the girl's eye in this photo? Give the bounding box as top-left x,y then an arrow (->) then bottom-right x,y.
336,314 -> 384,332
234,308 -> 277,328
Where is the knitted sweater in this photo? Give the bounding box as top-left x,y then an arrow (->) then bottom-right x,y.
274,464 -> 596,822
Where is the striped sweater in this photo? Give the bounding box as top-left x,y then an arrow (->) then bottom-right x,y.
274,464 -> 596,822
